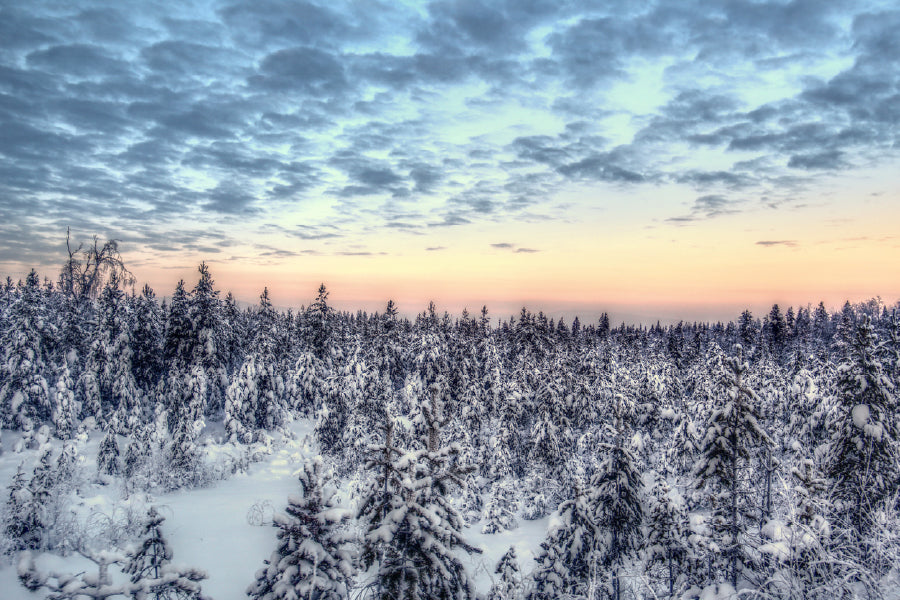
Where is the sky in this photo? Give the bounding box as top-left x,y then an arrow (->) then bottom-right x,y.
1,0 -> 899,323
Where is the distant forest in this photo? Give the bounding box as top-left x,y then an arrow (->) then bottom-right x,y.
2,235 -> 899,599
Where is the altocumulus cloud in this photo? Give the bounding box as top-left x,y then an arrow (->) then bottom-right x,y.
0,0 -> 898,264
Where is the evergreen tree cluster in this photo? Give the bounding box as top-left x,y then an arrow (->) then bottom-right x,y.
3,240 -> 900,598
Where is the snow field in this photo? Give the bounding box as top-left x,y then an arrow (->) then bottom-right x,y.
0,419 -> 547,599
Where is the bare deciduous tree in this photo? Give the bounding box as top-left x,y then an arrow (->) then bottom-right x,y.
58,228 -> 134,300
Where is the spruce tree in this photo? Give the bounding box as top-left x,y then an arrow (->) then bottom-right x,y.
224,289 -> 286,442
358,390 -> 480,600
591,396 -> 644,600
52,359 -> 78,440
0,270 -> 51,428
97,428 -> 121,477
693,344 -> 773,588
481,479 -> 518,534
131,284 -> 164,395
487,546 -> 521,600
826,316 -> 898,562
646,475 -> 689,599
189,262 -> 227,416
247,458 -> 354,600
124,506 -> 208,600
527,487 -> 599,599
5,463 -> 41,550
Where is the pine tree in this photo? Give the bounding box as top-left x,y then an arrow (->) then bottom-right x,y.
131,284 -> 164,395
358,392 -> 481,600
289,349 -> 326,418
189,262 -> 227,416
481,479 -> 518,534
123,422 -> 154,484
124,506 -> 208,600
247,457 -> 354,600
224,289 -> 286,442
52,358 -> 78,440
97,428 -> 121,477
693,344 -> 773,588
826,316 -> 898,563
487,546 -> 521,600
779,459 -> 833,599
307,283 -> 331,359
16,448 -> 55,550
646,475 -> 689,599
5,463 -> 41,550
527,487 -> 599,599
162,364 -> 206,490
591,396 -> 644,600
163,280 -> 194,370
79,274 -> 141,431
0,270 -> 51,429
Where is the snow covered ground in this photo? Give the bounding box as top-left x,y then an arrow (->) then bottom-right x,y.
0,419 -> 547,599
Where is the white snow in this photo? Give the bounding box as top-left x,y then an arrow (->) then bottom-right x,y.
852,404 -> 870,429
0,420 -> 549,599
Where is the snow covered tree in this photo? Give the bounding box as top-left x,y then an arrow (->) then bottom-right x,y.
97,428 -> 121,478
481,479 -> 518,534
665,412 -> 700,480
306,283 -> 332,359
6,448 -> 55,550
289,350 -> 327,418
0,269 -> 51,429
123,422 -> 154,486
131,284 -> 164,395
5,463 -> 41,550
18,548 -> 128,599
52,358 -> 78,440
528,381 -> 570,479
646,475 -> 689,599
124,506 -> 208,600
358,392 -> 481,600
58,230 -> 134,301
527,486 -> 599,599
487,546 -> 521,600
590,396 -> 644,600
79,274 -> 142,431
163,280 -> 194,370
160,363 -> 206,490
189,262 -> 227,416
826,316 -> 898,563
767,458 -> 835,600
224,289 -> 286,442
693,344 -> 773,588
247,457 -> 354,600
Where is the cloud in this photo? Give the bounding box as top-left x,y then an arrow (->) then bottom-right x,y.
787,150 -> 845,170
667,194 -> 740,223
756,240 -> 797,247
0,0 -> 898,268
558,154 -> 645,183
425,246 -> 446,251
203,181 -> 260,214
491,243 -> 540,253
26,44 -> 130,77
253,46 -> 347,93
429,215 -> 471,228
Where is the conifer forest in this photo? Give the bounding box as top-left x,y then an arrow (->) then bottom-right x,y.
2,241 -> 900,600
